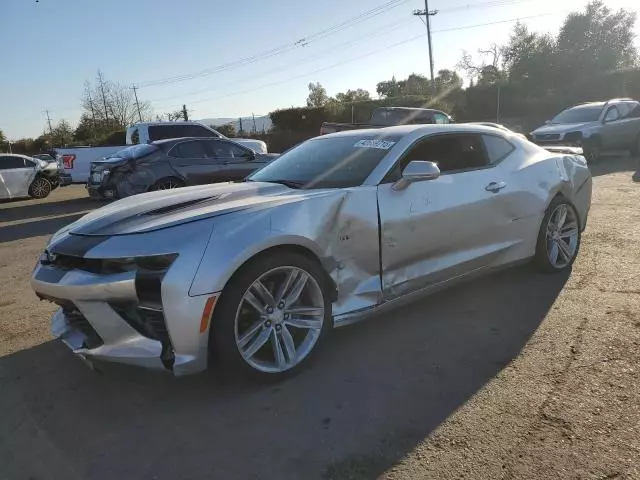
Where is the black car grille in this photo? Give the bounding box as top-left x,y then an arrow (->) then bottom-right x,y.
110,303 -> 170,343
47,253 -> 133,275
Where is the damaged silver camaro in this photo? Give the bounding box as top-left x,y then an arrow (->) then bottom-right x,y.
31,124 -> 592,378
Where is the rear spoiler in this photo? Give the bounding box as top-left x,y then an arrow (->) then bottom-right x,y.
543,145 -> 584,155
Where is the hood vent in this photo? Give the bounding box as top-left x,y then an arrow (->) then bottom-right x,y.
142,195 -> 222,216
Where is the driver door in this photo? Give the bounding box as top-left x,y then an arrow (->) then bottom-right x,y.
600,105 -> 623,150
377,133 -> 517,300
0,155 -> 37,198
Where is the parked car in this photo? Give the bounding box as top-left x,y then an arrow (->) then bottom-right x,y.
57,121 -> 269,184
87,137 -> 279,199
320,106 -> 453,135
32,153 -> 72,186
530,98 -> 640,162
31,124 -> 591,378
0,154 -> 62,199
126,122 -> 267,153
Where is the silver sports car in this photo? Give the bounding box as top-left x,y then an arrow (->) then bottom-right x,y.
31,125 -> 592,378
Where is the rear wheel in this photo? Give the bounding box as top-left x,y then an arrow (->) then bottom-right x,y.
631,135 -> 640,157
534,197 -> 581,273
211,252 -> 332,380
149,178 -> 184,191
29,176 -> 52,199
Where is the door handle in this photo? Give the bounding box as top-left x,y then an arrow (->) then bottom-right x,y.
485,181 -> 506,193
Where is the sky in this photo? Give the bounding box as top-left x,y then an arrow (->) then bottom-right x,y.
1,0 -> 639,139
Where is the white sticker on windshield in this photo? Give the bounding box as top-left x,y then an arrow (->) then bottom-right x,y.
354,139 -> 396,150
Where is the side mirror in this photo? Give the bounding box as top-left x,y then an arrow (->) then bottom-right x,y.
392,161 -> 440,191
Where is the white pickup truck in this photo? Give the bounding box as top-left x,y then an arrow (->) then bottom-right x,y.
57,121 -> 268,184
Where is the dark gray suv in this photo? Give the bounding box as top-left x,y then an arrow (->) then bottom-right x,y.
87,138 -> 278,200
530,98 -> 640,162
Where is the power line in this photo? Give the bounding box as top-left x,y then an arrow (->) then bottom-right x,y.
158,11 -> 565,110
135,0 -> 410,88
149,17 -> 414,106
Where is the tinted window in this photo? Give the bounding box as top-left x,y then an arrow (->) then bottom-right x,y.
482,135 -> 515,164
249,135 -> 402,188
149,124 -> 219,141
386,134 -> 488,181
209,140 -> 252,158
604,106 -> 620,122
0,156 -> 27,169
171,140 -> 209,158
371,109 -> 435,126
551,106 -> 603,124
130,127 -> 140,144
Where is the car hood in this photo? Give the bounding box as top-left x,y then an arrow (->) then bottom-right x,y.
531,122 -> 596,135
63,182 -> 330,236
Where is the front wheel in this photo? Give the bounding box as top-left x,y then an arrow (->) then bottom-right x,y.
29,176 -> 52,199
211,252 -> 332,379
583,139 -> 601,163
149,178 -> 184,191
534,197 -> 581,273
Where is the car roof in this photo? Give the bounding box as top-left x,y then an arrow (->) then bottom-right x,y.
318,123 -> 507,139
151,137 -> 247,147
130,121 -> 210,127
0,153 -> 32,159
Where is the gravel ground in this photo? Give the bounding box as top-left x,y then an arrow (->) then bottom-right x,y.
0,157 -> 638,480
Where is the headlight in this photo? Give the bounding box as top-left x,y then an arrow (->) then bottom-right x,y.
102,169 -> 110,176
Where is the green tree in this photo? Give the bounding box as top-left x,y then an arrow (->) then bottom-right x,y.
0,128 -> 5,144
434,69 -> 463,92
306,82 -> 329,107
376,75 -> 402,98
50,120 -> 74,147
556,1 -> 638,80
334,88 -> 371,103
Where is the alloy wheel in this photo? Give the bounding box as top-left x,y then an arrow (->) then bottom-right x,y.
156,180 -> 181,190
545,204 -> 579,269
234,266 -> 325,373
30,178 -> 51,198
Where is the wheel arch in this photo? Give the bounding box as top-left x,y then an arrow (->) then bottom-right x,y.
211,242 -> 338,303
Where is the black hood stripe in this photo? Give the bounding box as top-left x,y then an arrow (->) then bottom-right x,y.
50,234 -> 109,257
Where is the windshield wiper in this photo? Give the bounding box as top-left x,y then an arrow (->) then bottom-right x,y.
263,179 -> 306,189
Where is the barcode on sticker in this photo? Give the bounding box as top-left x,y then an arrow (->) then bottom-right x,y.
354,139 -> 396,150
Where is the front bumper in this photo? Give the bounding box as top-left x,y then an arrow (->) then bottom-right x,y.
59,173 -> 73,186
86,182 -> 117,200
31,223 -> 218,376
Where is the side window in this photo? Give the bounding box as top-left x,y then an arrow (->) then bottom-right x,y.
433,113 -> 450,124
385,134 -> 488,182
624,102 -> 640,119
130,127 -> 140,144
482,135 -> 515,164
170,140 -> 209,159
604,106 -> 620,122
0,156 -> 28,169
185,125 -> 218,138
209,140 -> 252,158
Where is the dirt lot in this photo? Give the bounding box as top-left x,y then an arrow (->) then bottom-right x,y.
1,158 -> 639,480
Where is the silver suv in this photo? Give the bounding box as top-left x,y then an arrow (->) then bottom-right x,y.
530,98 -> 640,162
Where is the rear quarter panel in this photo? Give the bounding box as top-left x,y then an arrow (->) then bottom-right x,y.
57,146 -> 125,183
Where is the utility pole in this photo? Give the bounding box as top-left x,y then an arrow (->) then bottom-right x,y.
182,104 -> 189,121
45,110 -> 53,134
413,0 -> 438,94
252,113 -> 257,133
239,117 -> 243,134
131,85 -> 143,122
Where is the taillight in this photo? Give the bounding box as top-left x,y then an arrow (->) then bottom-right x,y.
62,154 -> 76,169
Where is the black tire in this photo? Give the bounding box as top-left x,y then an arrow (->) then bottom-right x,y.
210,251 -> 332,380
583,138 -> 601,163
533,196 -> 581,273
28,176 -> 52,199
148,177 -> 185,191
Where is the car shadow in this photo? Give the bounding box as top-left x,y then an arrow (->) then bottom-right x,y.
0,265 -> 568,480
0,197 -> 97,223
589,153 -> 639,177
0,213 -> 86,242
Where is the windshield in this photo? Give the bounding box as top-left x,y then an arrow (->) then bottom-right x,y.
107,144 -> 158,160
551,106 -> 603,124
248,134 -> 401,188
371,109 -> 435,126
